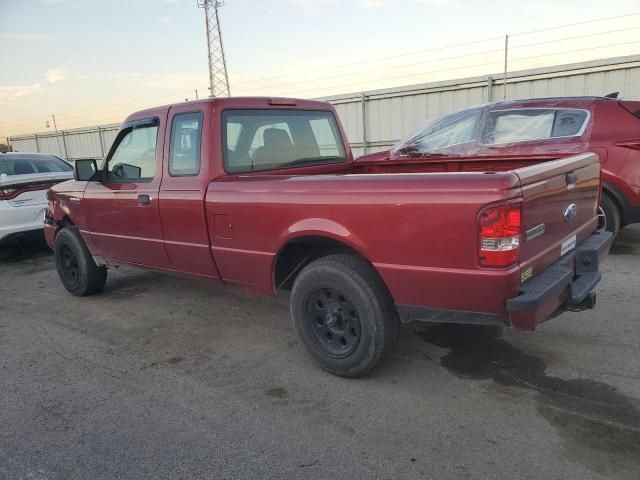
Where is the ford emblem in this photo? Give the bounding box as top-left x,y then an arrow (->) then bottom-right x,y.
563,203 -> 578,222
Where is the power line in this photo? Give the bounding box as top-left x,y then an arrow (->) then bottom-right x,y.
510,11 -> 640,37
273,40 -> 640,98
236,25 -> 640,95
3,11 -> 639,129
238,47 -> 505,94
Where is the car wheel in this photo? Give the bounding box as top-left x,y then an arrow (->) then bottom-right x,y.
290,253 -> 399,377
598,193 -> 620,235
54,227 -> 107,296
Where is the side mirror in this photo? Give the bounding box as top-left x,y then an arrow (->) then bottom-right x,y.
74,159 -> 98,181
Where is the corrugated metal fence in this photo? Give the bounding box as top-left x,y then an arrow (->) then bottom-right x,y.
9,124 -> 120,162
324,54 -> 640,157
9,54 -> 640,160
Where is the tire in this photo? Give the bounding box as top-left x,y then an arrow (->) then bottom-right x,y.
290,253 -> 399,378
598,193 -> 620,236
54,227 -> 107,296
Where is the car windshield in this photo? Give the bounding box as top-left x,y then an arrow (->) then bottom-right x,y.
391,108 -> 481,157
0,154 -> 72,176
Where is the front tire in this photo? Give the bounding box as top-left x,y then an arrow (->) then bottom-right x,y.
290,253 -> 399,378
54,227 -> 107,296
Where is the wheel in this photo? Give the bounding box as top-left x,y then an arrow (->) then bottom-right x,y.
290,253 -> 399,378
598,193 -> 620,235
54,227 -> 107,296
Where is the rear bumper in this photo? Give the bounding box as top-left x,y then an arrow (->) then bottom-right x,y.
0,201 -> 48,244
506,230 -> 614,330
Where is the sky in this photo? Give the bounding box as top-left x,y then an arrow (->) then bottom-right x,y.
0,0 -> 639,138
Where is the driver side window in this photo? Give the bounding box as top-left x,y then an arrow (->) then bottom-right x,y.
107,124 -> 159,181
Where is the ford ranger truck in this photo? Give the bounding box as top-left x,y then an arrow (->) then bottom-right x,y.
44,97 -> 613,377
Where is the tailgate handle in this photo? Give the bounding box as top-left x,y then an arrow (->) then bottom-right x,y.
565,172 -> 577,185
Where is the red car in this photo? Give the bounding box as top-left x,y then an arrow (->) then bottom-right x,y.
45,97 -> 612,377
358,96 -> 640,234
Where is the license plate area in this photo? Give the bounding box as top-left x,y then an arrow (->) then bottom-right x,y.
561,235 -> 577,256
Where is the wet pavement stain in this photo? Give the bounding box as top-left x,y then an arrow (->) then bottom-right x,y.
417,325 -> 640,476
265,387 -> 289,399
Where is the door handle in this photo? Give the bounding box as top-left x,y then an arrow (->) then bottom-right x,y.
138,194 -> 150,205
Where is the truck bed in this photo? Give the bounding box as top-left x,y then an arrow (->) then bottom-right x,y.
206,152 -> 602,329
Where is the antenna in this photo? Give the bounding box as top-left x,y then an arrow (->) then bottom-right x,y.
197,0 -> 231,98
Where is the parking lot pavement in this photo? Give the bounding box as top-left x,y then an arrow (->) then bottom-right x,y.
0,229 -> 639,480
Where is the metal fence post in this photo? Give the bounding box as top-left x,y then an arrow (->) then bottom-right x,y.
361,91 -> 368,155
487,76 -> 494,102
503,34 -> 509,100
34,134 -> 40,152
60,131 -> 69,160
98,127 -> 105,157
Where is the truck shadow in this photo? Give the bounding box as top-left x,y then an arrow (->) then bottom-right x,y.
610,225 -> 640,255
416,324 -> 640,476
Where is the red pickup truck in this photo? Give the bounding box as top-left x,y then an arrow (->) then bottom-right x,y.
45,97 -> 613,377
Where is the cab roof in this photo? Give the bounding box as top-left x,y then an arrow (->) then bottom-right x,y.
124,97 -> 334,124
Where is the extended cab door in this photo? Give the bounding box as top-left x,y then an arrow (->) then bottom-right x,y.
158,105 -> 220,278
82,117 -> 170,267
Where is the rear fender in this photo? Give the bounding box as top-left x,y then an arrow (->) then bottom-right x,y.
282,218 -> 370,259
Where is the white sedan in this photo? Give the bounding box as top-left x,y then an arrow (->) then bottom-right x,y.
0,153 -> 74,246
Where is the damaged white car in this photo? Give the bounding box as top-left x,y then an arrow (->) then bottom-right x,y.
0,153 -> 73,246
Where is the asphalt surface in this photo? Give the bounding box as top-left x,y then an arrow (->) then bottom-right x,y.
0,227 -> 639,480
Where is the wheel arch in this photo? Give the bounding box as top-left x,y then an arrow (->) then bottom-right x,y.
272,232 -> 378,292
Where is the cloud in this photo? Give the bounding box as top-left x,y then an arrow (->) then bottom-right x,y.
414,0 -> 453,4
359,0 -> 388,6
0,32 -> 50,41
0,84 -> 42,105
46,67 -> 69,83
287,0 -> 335,14
289,0 -> 452,13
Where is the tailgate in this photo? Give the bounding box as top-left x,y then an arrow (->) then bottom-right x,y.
514,153 -> 601,277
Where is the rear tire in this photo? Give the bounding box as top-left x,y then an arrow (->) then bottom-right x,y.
598,193 -> 620,236
290,253 -> 399,378
54,227 -> 107,296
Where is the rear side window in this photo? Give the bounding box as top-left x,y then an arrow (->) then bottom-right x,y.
483,108 -> 589,144
169,112 -> 203,176
0,155 -> 72,176
222,109 -> 347,173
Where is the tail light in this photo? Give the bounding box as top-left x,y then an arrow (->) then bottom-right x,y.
0,187 -> 19,200
0,181 -> 59,201
478,203 -> 521,268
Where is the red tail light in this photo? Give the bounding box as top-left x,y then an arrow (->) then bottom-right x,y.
0,187 -> 19,200
478,203 -> 521,268
0,181 -> 59,201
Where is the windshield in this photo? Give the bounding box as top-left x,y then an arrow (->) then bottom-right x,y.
391,108 -> 481,157
0,154 -> 72,176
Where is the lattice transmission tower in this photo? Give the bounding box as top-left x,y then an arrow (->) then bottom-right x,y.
197,0 -> 231,97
